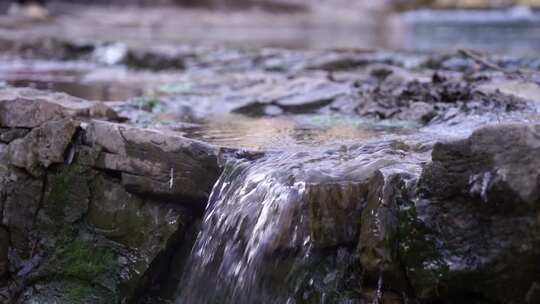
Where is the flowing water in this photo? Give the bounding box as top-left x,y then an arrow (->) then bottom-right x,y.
176,137 -> 429,304
172,103 -> 540,303
177,114 -> 414,151
2,7 -> 540,302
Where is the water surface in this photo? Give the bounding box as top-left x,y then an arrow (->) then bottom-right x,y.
177,113 -> 413,151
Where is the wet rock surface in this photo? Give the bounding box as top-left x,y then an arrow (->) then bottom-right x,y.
0,34 -> 539,304
0,87 -> 222,303
415,123 -> 540,303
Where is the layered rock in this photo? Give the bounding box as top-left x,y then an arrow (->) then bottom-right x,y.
0,88 -> 222,303
413,123 -> 540,303
345,123 -> 540,304
1,82 -> 539,304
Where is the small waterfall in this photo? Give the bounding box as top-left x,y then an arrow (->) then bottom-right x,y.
176,154 -> 313,304
372,273 -> 383,304
176,140 -> 417,304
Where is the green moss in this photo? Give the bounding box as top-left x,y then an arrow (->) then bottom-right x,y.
61,280 -> 117,304
60,239 -> 116,280
397,202 -> 449,297
286,249 -> 362,304
64,283 -> 94,304
45,164 -> 87,223
131,96 -> 160,112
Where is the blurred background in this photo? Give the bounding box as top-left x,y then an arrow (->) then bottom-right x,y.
0,0 -> 539,55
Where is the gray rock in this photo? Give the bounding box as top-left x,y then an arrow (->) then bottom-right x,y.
123,48 -> 186,71
0,94 -> 66,128
37,164 -> 93,230
275,79 -> 350,111
1,169 -> 43,258
7,119 -> 79,177
0,227 -> 9,277
82,120 -> 221,204
421,123 -> 540,204
232,76 -> 351,115
0,88 -> 119,129
0,128 -> 30,143
0,143 -> 6,166
89,175 -> 182,251
415,123 -> 540,303
88,175 -> 186,299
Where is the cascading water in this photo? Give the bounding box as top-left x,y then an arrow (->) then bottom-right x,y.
177,155 -> 310,304
176,139 -> 426,304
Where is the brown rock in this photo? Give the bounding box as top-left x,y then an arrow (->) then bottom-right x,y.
306,182 -> 366,248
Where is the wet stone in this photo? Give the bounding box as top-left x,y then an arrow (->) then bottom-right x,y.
414,123 -> 540,303
0,38 -> 539,304
0,128 -> 30,143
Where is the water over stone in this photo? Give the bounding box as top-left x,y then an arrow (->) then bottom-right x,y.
0,28 -> 540,303
177,138 -> 428,304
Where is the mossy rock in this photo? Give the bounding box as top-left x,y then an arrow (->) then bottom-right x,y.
396,201 -> 449,300
286,248 -> 363,304
19,279 -> 116,304
38,164 -> 95,236
21,237 -> 119,304
58,239 -> 117,281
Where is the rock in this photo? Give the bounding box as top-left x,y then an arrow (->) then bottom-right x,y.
414,123 -> 540,303
305,156 -> 408,250
0,128 -> 30,143
0,87 -> 218,302
232,76 -> 351,115
0,143 -> 6,165
1,169 -> 43,258
82,120 -> 221,205
357,166 -> 422,295
123,48 -> 185,71
306,182 -> 365,249
421,123 -> 540,204
7,119 -> 79,177
88,175 -> 186,299
404,101 -> 436,123
0,37 -> 95,61
89,175 -> 182,251
527,282 -> 540,304
0,227 -> 9,278
275,80 -> 350,112
9,160 -> 193,304
358,170 -> 401,277
355,74 -> 529,123
0,92 -> 66,128
0,88 -> 119,129
37,164 -> 93,231
299,52 -> 367,71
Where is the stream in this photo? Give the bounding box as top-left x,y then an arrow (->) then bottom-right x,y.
0,4 -> 540,303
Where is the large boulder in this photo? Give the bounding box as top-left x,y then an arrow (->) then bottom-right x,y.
17,167 -> 189,304
0,88 -> 223,303
413,123 -> 540,303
